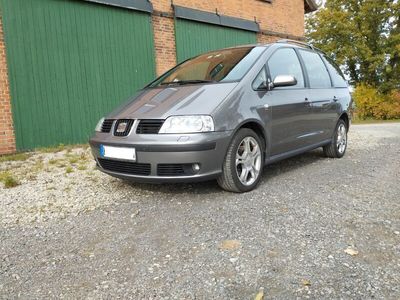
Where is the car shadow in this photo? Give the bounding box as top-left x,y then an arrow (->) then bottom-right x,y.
125,149 -> 326,195
260,148 -> 326,183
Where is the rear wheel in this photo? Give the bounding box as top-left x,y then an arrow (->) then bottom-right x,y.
217,128 -> 264,193
323,119 -> 347,158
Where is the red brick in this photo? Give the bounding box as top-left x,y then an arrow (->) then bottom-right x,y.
153,0 -> 305,37
0,15 -> 16,155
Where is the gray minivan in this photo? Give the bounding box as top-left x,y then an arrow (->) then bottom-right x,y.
89,40 -> 352,192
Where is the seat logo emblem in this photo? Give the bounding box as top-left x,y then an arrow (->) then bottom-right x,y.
116,122 -> 127,133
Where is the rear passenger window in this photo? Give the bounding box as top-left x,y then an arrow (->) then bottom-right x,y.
267,48 -> 304,88
323,56 -> 348,88
299,50 -> 332,88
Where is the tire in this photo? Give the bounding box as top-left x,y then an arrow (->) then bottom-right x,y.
217,128 -> 264,193
323,119 -> 348,158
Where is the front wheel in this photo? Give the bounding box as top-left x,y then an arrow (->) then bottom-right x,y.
217,128 -> 264,193
323,119 -> 348,158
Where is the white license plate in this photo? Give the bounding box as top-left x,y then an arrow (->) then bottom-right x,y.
100,145 -> 136,161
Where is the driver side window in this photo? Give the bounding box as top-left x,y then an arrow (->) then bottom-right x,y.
267,48 -> 304,88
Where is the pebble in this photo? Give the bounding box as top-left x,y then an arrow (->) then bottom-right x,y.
1,124 -> 400,299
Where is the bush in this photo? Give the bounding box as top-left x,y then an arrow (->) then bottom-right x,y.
353,84 -> 400,120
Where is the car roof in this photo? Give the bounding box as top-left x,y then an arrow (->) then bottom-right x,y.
222,39 -> 326,55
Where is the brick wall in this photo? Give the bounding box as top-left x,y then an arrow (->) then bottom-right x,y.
152,15 -> 177,76
0,15 -> 16,155
152,0 -> 306,75
257,34 -> 281,44
153,0 -> 305,37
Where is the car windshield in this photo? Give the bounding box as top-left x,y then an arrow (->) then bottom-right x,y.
149,46 -> 265,87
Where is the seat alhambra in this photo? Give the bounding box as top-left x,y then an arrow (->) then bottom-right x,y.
90,40 -> 352,192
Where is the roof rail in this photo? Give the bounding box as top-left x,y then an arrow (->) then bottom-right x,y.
276,39 -> 327,55
276,39 -> 314,49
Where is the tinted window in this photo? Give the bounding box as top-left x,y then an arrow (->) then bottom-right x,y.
323,56 -> 347,88
267,48 -> 304,88
150,47 -> 265,87
299,50 -> 332,88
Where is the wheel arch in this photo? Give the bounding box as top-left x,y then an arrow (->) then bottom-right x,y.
231,119 -> 269,155
339,112 -> 350,132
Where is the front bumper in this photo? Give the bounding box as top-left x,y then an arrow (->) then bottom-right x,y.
89,131 -> 232,183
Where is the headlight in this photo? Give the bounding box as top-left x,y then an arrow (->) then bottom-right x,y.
95,117 -> 105,132
159,115 -> 214,134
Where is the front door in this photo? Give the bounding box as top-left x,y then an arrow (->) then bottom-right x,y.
264,48 -> 313,156
268,89 -> 312,156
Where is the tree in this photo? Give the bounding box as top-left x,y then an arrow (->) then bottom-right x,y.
306,0 -> 400,92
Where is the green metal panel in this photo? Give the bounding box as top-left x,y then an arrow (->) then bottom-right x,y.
175,19 -> 257,62
0,0 -> 155,150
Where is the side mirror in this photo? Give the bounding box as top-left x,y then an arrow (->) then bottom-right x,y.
272,75 -> 297,88
256,80 -> 269,91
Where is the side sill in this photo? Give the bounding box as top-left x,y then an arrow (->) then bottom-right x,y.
266,139 -> 331,165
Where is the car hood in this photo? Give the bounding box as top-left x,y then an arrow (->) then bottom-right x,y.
106,82 -> 238,120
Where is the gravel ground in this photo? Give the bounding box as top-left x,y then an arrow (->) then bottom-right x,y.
1,123 -> 399,299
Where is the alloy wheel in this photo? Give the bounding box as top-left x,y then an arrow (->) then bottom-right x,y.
235,136 -> 262,186
337,123 -> 347,154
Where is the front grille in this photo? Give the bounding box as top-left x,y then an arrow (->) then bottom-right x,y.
157,164 -> 195,176
101,119 -> 114,133
114,119 -> 135,137
98,158 -> 151,176
136,120 -> 164,134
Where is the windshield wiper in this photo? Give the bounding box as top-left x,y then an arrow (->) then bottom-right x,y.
160,79 -> 215,86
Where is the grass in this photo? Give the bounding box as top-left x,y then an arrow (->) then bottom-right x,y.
48,159 -> 59,165
0,171 -> 20,188
352,118 -> 400,124
65,166 -> 74,174
66,151 -> 89,161
77,164 -> 87,171
0,152 -> 31,163
31,160 -> 44,173
0,144 -> 91,186
68,156 -> 80,164
36,143 -> 66,153
36,143 -> 89,154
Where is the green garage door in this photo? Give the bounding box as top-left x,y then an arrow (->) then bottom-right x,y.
0,0 -> 155,150
175,19 -> 257,62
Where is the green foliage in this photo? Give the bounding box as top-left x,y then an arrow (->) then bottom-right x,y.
77,164 -> 87,171
0,171 -> 20,189
36,143 -> 66,153
306,0 -> 400,92
48,159 -> 58,165
36,143 -> 88,154
353,84 -> 400,120
68,156 -> 80,164
0,152 -> 31,163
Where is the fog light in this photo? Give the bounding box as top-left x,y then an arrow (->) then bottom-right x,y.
192,163 -> 201,172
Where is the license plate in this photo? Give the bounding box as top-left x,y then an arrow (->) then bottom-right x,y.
99,145 -> 136,161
